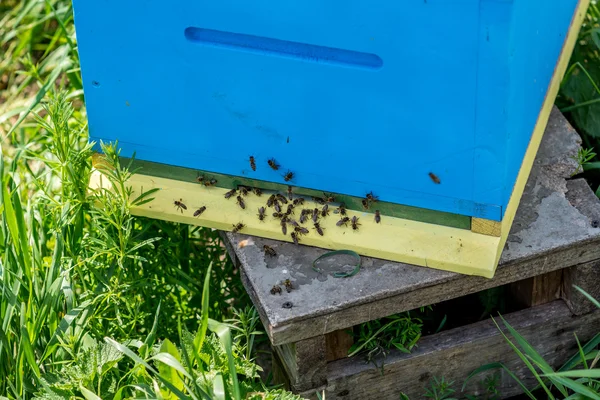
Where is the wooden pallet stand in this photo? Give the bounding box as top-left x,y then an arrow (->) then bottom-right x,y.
222,109 -> 600,399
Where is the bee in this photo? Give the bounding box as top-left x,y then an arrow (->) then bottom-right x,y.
375,210 -> 381,224
291,232 -> 300,245
293,198 -> 305,206
174,199 -> 187,213
314,222 -> 325,236
270,285 -> 282,295
336,217 -> 350,227
232,222 -> 245,233
287,219 -> 299,227
274,201 -> 281,213
196,176 -> 204,184
264,245 -> 277,257
239,186 -> 250,196
281,220 -> 288,235
236,196 -> 246,210
361,199 -> 370,210
321,204 -> 329,217
193,206 -> 207,217
249,156 -> 256,171
204,178 -> 217,187
366,191 -> 379,202
351,216 -> 361,231
283,170 -> 294,182
267,194 -> 276,207
283,279 -> 294,292
299,213 -> 309,224
224,189 -> 237,199
287,186 -> 293,200
323,192 -> 335,203
257,207 -> 266,221
268,158 -> 280,170
276,194 -> 288,204
312,208 -> 319,223
429,172 -> 441,184
334,204 -> 347,216
272,212 -> 285,219
295,226 -> 309,235
286,204 -> 295,215
252,187 -> 263,196
312,196 -> 326,205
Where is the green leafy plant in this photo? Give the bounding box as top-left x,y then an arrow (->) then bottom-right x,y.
464,286 -> 600,399
349,313 -> 423,373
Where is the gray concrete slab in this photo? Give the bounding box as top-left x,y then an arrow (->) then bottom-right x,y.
224,108 -> 600,345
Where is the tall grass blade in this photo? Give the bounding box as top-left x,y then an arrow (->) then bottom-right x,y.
208,319 -> 241,400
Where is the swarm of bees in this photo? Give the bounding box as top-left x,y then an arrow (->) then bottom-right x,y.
183,156 -> 388,246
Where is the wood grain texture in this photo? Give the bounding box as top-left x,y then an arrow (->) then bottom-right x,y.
563,260 -> 600,315
275,336 -> 327,392
509,270 -> 563,308
319,301 -> 600,400
326,330 -> 354,362
471,217 -> 501,237
224,109 -> 598,347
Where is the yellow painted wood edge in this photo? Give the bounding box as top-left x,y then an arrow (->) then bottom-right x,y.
496,0 -> 590,267
472,218 -> 502,237
90,169 -> 501,278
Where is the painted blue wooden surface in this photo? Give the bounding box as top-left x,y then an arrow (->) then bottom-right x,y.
73,0 -> 579,221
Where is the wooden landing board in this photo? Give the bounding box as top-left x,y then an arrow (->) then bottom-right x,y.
223,109 -> 600,346
319,301 -> 600,400
90,162 -> 500,277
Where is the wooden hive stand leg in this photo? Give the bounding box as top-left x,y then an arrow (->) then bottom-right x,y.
274,335 -> 327,392
563,260 -> 600,316
508,270 -> 564,308
325,329 -> 354,362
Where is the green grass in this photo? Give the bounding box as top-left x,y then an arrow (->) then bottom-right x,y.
2,0 -> 600,399
558,1 -> 600,196
0,1 -> 300,398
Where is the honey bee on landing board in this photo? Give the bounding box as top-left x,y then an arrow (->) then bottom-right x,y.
257,207 -> 266,221
263,245 -> 277,257
236,196 -> 246,210
174,199 -> 187,213
232,223 -> 245,233
375,210 -> 381,224
224,189 -> 237,199
193,206 -> 206,217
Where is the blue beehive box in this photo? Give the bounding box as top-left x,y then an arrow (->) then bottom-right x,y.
77,0 -> 589,277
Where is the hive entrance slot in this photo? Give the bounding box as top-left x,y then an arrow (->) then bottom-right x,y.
184,27 -> 383,70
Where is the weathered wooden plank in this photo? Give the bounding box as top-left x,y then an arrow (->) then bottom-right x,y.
274,335 -> 327,392
224,109 -> 600,346
563,260 -> 600,315
508,269 -> 563,307
326,329 -> 354,362
319,301 -> 600,400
